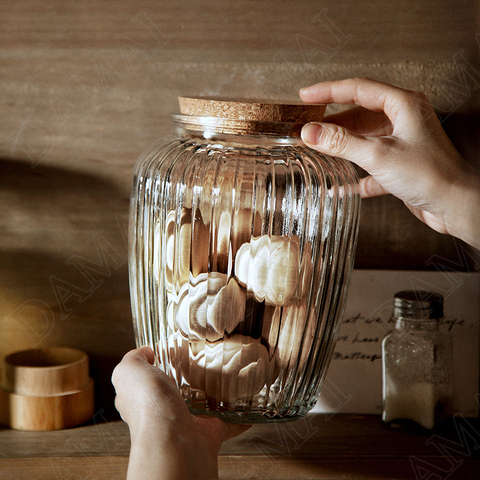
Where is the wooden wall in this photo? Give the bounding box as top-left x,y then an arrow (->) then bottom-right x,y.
1,0 -> 479,418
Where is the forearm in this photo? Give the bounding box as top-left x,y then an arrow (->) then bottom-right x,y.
127,429 -> 219,480
447,165 -> 480,251
112,348 -> 249,480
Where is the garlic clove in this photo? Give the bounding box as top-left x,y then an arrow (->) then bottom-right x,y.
170,334 -> 271,404
274,302 -> 312,371
234,234 -> 301,306
209,277 -> 246,336
217,210 -> 231,256
177,221 -> 191,287
191,208 -> 210,277
171,273 -> 246,341
234,242 -> 251,288
155,209 -> 191,292
166,331 -> 190,385
172,273 -> 220,340
235,235 -> 270,302
266,237 -> 299,305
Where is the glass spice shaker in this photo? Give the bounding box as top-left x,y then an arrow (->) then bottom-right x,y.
129,96 -> 361,423
382,290 -> 453,430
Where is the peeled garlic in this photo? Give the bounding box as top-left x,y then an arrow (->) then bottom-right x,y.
169,334 -> 271,404
217,210 -> 231,257
169,273 -> 246,341
274,302 -> 315,371
234,235 -> 301,306
154,210 -> 191,292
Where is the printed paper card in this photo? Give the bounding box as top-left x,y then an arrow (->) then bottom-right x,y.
313,270 -> 480,417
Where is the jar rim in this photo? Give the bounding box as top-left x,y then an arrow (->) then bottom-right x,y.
171,113 -> 311,137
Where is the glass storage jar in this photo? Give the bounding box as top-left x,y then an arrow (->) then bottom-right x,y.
382,290 -> 453,430
129,97 -> 361,423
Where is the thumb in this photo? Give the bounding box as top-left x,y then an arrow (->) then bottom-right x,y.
301,122 -> 373,166
135,346 -> 156,365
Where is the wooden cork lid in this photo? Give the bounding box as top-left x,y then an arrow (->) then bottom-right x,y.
178,97 -> 326,123
177,97 -> 326,136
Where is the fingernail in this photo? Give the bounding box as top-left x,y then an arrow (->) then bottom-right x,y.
299,86 -> 310,96
301,122 -> 322,145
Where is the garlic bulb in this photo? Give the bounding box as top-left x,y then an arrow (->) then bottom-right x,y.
234,235 -> 301,306
168,273 -> 246,341
169,334 -> 271,404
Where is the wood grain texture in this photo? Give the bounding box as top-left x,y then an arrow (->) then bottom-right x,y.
0,0 -> 479,426
0,414 -> 479,479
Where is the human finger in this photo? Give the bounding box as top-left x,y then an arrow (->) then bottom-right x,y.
111,346 -> 155,391
112,346 -> 191,429
357,175 -> 390,198
299,77 -> 429,129
299,77 -> 403,113
324,106 -> 393,136
300,121 -> 396,173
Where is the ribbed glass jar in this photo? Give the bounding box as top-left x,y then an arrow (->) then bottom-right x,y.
129,97 -> 361,423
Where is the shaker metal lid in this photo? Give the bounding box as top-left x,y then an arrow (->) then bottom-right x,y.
178,96 -> 326,123
393,290 -> 444,319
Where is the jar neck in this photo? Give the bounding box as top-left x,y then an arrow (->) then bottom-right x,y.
395,317 -> 440,332
172,113 -> 305,146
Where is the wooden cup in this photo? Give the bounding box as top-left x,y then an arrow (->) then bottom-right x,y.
0,347 -> 94,431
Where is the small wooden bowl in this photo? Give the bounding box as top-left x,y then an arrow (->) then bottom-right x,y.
0,347 -> 94,431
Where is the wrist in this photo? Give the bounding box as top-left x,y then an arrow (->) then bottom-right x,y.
126,419 -> 220,480
446,163 -> 480,251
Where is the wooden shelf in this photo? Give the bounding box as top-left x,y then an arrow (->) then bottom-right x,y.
0,414 -> 479,479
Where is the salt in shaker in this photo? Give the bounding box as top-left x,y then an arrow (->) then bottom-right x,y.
382,290 -> 453,429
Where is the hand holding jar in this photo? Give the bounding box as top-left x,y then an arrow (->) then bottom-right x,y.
112,347 -> 249,480
300,77 -> 480,251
